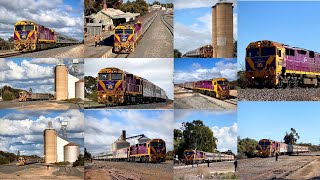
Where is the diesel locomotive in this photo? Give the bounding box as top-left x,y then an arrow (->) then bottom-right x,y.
113,21 -> 142,53
179,78 -> 230,99
14,20 -> 79,52
257,139 -> 309,157
97,67 -> 167,105
184,45 -> 213,58
245,40 -> 320,88
183,149 -> 234,165
107,139 -> 166,163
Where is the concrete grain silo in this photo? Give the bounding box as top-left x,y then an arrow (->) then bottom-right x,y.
212,1 -> 234,58
57,136 -> 70,162
55,65 -> 68,100
75,80 -> 85,99
64,142 -> 80,163
112,130 -> 130,151
43,129 -> 57,164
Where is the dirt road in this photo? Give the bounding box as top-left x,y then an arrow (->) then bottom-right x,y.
174,161 -> 236,179
85,160 -> 173,180
0,100 -> 82,109
238,153 -> 320,179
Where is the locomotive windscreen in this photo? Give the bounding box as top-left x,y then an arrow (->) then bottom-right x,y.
99,73 -> 108,80
184,151 -> 194,155
261,47 -> 275,56
150,142 -> 164,147
115,29 -> 123,34
247,48 -> 259,57
217,81 -> 228,85
125,29 -> 133,34
15,25 -> 23,31
111,73 -> 122,80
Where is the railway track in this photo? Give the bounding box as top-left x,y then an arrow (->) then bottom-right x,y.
0,51 -> 23,58
114,53 -> 130,58
160,14 -> 173,36
223,98 -> 237,105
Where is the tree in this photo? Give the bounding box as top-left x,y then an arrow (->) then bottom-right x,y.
238,136 -> 258,158
174,120 -> 218,159
152,1 -> 161,5
284,128 -> 300,144
174,49 -> 182,58
84,148 -> 92,160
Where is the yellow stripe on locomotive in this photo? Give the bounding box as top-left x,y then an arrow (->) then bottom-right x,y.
114,25 -> 135,53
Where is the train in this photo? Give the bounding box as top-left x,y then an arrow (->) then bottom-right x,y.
245,40 -> 320,88
18,91 -> 52,102
184,45 -> 213,58
183,149 -> 234,165
113,21 -> 142,53
97,67 -> 167,105
257,139 -> 309,157
177,78 -> 230,99
14,20 -> 79,52
105,139 -> 166,163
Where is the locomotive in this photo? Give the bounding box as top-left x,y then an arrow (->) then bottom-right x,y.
108,139 -> 166,163
245,40 -> 320,88
257,139 -> 309,157
184,45 -> 213,58
14,20 -> 79,52
97,67 -> 167,105
18,91 -> 52,102
179,78 -> 230,99
113,21 -> 142,53
183,149 -> 234,165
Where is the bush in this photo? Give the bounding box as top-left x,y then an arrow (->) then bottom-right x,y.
54,162 -> 70,166
73,154 -> 84,167
0,158 -> 9,165
3,90 -> 15,101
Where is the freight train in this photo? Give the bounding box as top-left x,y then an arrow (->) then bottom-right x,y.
106,139 -> 166,163
245,40 -> 320,88
178,78 -> 230,99
257,139 -> 309,157
183,149 -> 234,165
18,91 -> 52,102
97,67 -> 167,105
14,20 -> 79,52
113,21 -> 142,53
184,45 -> 213,58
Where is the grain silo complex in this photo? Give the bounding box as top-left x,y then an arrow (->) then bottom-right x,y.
54,60 -> 84,101
112,130 -> 130,151
212,0 -> 234,58
43,122 -> 80,164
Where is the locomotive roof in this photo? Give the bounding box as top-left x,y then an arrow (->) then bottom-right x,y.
249,40 -> 319,53
15,20 -> 55,32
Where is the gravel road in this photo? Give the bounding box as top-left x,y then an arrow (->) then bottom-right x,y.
174,86 -> 237,110
0,100 -> 83,109
174,161 -> 236,179
85,160 -> 173,180
237,153 -> 320,180
128,11 -> 173,58
239,88 -> 320,101
12,45 -> 84,58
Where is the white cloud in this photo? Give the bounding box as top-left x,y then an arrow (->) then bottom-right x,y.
174,60 -> 237,84
0,0 -> 83,41
0,110 -> 84,156
175,0 -> 237,10
211,123 -> 237,154
84,110 -> 174,155
85,58 -> 174,99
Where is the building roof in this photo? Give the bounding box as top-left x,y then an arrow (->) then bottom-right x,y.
65,142 -> 79,147
97,8 -> 140,20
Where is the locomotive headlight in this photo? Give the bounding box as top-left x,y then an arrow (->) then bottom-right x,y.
252,77 -> 255,79
266,76 -> 268,78
103,94 -> 106,98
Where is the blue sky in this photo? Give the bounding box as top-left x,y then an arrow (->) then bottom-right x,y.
238,1 -> 320,69
238,102 -> 320,145
0,58 -> 84,94
84,110 -> 174,155
174,58 -> 237,84
175,110 -> 237,154
0,109 -> 84,156
174,0 -> 237,54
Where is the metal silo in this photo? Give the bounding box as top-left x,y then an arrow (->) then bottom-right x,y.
64,142 -> 80,163
212,1 -> 234,58
55,65 -> 68,100
75,80 -> 85,99
43,129 -> 57,164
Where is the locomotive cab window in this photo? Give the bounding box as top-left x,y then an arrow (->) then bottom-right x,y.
247,48 -> 259,57
115,29 -> 123,34
99,73 -> 109,80
111,73 -> 122,80
277,49 -> 282,57
15,25 -> 23,31
261,47 -> 275,56
25,25 -> 34,31
309,51 -> 315,58
125,29 -> 133,34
